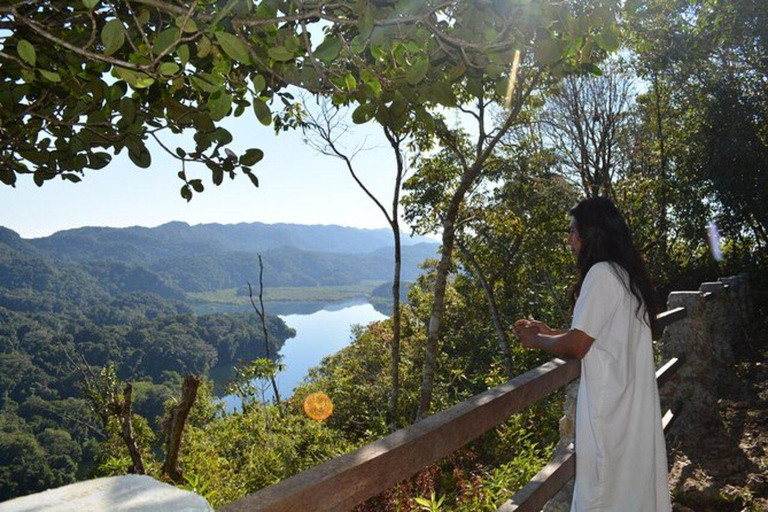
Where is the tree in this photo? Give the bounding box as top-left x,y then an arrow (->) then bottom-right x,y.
626,0 -> 768,276
247,255 -> 281,409
302,99 -> 408,431
541,57 -> 636,197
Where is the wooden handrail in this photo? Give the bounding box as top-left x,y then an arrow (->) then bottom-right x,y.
656,307 -> 687,328
656,356 -> 684,388
220,307 -> 688,512
498,445 -> 575,512
220,359 -> 580,512
662,402 -> 683,434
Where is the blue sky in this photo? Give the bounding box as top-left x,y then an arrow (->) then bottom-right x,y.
0,105 -> 410,239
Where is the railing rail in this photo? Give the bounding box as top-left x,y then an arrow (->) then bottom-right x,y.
220,307 -> 688,512
221,359 -> 580,512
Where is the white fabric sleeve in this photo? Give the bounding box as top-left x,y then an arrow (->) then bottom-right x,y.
570,262 -> 622,340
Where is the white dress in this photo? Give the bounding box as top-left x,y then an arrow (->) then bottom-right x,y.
569,262 -> 671,511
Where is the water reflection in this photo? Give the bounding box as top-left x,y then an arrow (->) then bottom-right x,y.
213,299 -> 388,413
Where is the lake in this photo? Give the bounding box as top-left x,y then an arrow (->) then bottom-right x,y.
212,298 -> 388,412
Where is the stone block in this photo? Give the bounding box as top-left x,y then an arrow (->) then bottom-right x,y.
0,475 -> 213,512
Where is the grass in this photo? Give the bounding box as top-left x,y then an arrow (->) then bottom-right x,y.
188,280 -> 387,305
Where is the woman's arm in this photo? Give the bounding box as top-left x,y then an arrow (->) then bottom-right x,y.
514,326 -> 595,360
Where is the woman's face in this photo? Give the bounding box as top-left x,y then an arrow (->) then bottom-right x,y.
567,217 -> 582,257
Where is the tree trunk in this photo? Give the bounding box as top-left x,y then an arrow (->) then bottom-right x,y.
119,384 -> 146,475
415,75 -> 537,420
256,255 -> 281,408
387,224 -> 402,430
653,74 -> 669,259
456,240 -> 513,378
162,374 -> 201,483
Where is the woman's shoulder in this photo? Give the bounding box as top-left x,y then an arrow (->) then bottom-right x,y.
585,261 -> 628,288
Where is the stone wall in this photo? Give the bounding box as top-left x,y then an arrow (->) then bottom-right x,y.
543,274 -> 752,511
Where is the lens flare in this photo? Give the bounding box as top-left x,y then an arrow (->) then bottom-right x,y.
504,50 -> 522,110
303,391 -> 333,421
706,221 -> 722,262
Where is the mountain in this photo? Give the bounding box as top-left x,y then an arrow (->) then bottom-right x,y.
29,222 -> 435,264
11,223 -> 439,292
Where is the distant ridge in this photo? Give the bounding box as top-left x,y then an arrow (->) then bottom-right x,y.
23,221 -> 436,264
0,223 -> 439,293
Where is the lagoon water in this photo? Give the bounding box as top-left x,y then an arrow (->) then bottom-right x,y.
215,298 -> 388,412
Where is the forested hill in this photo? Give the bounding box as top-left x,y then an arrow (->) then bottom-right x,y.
8,223 -> 438,292
0,230 -> 296,501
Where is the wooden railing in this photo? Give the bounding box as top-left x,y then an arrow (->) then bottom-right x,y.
220,306 -> 688,512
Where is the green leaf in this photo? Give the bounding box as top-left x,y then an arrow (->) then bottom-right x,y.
361,70 -> 381,96
101,19 -> 125,56
581,62 -> 603,76
113,66 -> 144,87
129,146 -> 151,168
39,69 -> 61,82
214,31 -> 250,64
133,77 -> 155,89
119,97 -> 136,123
197,36 -> 212,58
189,179 -> 204,192
350,35 -> 367,54
177,44 -> 190,65
190,75 -> 221,93
0,166 -> 16,186
180,184 -> 192,201
252,98 -> 272,125
83,0 -> 99,9
251,74 -> 266,94
352,102 -> 377,124
61,173 -> 82,183
534,38 -> 564,65
239,148 -> 264,166
267,46 -> 294,62
211,166 -> 224,186
17,40 -> 36,67
466,78 -> 483,99
406,56 -> 429,85
175,15 -> 198,33
153,28 -> 179,56
595,23 -> 620,52
88,152 -> 112,169
344,73 -> 357,91
208,90 -> 232,121
313,37 -> 342,63
243,169 -> 259,187
430,81 -> 455,107
358,7 -> 374,39
160,62 -> 180,76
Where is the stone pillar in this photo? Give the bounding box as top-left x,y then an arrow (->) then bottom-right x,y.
721,274 -> 752,326
542,380 -> 578,512
699,281 -> 735,373
659,291 -> 720,434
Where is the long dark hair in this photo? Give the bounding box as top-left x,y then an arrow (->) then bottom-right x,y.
570,197 -> 657,333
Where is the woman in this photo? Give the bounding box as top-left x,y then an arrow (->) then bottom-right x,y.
514,197 -> 671,511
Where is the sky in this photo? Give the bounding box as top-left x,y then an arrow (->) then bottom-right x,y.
0,102 -> 412,239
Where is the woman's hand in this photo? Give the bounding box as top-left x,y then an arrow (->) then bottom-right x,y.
513,318 -> 555,336
514,324 -> 540,349
513,318 -> 544,349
